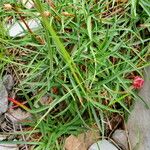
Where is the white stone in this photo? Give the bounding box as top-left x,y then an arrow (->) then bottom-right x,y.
7,18 -> 41,37
0,144 -> 19,150
88,139 -> 118,150
21,0 -> 34,9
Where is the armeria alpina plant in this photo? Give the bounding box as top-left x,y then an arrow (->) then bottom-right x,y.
132,76 -> 144,89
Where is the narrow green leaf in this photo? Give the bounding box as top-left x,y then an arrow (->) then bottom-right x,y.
108,94 -> 129,106
131,0 -> 137,17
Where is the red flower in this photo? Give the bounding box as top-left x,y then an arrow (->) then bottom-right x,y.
132,76 -> 144,89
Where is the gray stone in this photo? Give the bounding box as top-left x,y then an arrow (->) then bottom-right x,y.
0,80 -> 8,114
127,66 -> 150,150
112,129 -> 128,150
3,74 -> 14,91
88,139 -> 118,150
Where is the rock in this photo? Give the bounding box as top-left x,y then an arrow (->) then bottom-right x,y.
79,130 -> 100,149
64,129 -> 100,150
0,144 -> 19,150
7,18 -> 41,37
5,108 -> 31,123
64,135 -> 86,150
3,75 -> 14,91
127,66 -> 150,150
88,139 -> 118,150
112,129 -> 128,150
20,0 -> 34,9
0,134 -> 8,141
0,80 -> 8,114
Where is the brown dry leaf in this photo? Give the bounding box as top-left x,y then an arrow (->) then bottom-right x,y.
43,11 -> 51,17
6,108 -> 31,123
46,0 -> 55,8
3,4 -> 12,10
64,130 -> 100,150
35,35 -> 45,45
115,0 -> 128,3
62,12 -> 75,17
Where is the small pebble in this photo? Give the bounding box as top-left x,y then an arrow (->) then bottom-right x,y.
0,134 -> 8,141
88,139 -> 118,150
0,144 -> 19,150
112,129 -> 128,150
21,0 -> 34,9
7,18 -> 41,37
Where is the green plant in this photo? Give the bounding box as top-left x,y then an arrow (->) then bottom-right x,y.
0,0 -> 149,149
